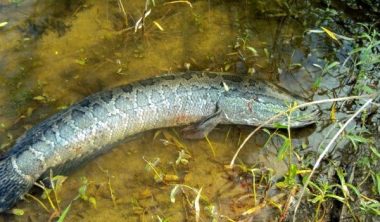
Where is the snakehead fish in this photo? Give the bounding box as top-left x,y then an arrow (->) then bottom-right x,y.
0,71 -> 319,212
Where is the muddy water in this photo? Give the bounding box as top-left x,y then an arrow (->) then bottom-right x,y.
0,1 -> 319,221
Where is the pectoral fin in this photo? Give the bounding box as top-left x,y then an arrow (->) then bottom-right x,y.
182,110 -> 224,139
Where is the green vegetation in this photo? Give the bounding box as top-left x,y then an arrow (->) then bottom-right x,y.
22,172 -> 99,221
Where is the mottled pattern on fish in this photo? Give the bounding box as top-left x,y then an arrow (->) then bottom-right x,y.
0,71 -> 319,212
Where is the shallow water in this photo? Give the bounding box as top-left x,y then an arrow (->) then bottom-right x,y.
0,0 -> 326,221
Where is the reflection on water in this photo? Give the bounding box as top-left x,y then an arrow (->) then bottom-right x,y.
0,0 -> 319,221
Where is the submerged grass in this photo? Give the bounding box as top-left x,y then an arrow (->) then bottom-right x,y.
22,173 -> 100,221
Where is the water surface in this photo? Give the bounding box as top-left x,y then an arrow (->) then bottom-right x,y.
0,1 -> 323,221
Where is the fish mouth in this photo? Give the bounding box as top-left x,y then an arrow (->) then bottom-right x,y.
269,108 -> 321,129
307,108 -> 322,120
295,108 -> 321,126
281,107 -> 321,128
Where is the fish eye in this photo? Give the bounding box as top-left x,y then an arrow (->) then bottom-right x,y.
300,107 -> 307,111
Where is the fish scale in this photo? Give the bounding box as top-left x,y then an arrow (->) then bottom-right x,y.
0,71 -> 320,212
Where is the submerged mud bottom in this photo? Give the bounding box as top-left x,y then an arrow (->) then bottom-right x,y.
3,127 -> 294,222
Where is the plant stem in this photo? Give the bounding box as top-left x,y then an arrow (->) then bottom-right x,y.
292,98 -> 373,222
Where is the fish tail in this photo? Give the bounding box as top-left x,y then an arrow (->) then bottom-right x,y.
0,156 -> 33,213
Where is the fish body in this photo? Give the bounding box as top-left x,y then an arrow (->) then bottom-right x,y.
0,71 -> 319,212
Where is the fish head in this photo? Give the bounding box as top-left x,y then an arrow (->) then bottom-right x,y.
254,81 -> 320,128
220,80 -> 320,128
